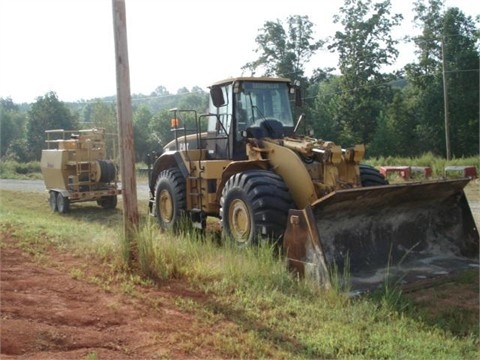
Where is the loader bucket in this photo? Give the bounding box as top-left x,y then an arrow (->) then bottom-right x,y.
283,178 -> 479,293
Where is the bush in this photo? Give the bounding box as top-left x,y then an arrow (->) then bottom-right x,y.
0,160 -> 41,179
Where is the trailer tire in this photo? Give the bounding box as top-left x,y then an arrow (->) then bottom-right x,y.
56,193 -> 70,214
220,170 -> 293,247
155,168 -> 186,232
97,195 -> 117,209
49,191 -> 58,212
360,164 -> 388,186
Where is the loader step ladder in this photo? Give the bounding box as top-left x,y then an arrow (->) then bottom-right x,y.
187,172 -> 205,229
74,161 -> 94,192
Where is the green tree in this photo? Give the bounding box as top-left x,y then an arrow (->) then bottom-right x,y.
0,98 -> 26,158
368,111 -> 398,156
242,15 -> 323,83
369,89 -> 419,157
176,86 -> 208,111
132,85 -> 176,113
90,100 -> 118,159
78,101 -> 95,124
328,0 -> 402,145
405,0 -> 479,156
441,7 -> 479,157
26,92 -> 78,161
143,87 -> 210,153
151,85 -> 169,97
133,105 -> 155,162
148,109 -> 172,148
405,0 -> 444,90
308,75 -> 343,141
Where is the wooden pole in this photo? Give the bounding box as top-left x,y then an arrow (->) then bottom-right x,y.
441,37 -> 451,160
112,0 -> 139,262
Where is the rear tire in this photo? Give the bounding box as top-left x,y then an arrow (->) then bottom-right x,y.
97,196 -> 117,209
220,170 -> 293,247
49,191 -> 58,212
360,164 -> 388,186
56,193 -> 70,214
155,168 -> 186,232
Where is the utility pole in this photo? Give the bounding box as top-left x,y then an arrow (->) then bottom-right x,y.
441,36 -> 451,160
112,0 -> 139,263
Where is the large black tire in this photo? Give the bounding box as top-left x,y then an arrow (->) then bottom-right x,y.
97,195 -> 117,209
360,164 -> 388,186
97,160 -> 117,183
56,193 -> 70,214
49,191 -> 58,212
154,168 -> 186,232
220,170 -> 294,247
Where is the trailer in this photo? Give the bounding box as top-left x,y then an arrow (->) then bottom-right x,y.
40,128 -> 121,213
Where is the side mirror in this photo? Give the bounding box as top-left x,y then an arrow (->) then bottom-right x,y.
210,86 -> 225,108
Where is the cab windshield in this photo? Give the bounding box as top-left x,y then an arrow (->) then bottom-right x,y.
235,81 -> 294,127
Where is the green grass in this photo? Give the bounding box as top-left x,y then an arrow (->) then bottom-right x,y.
1,188 -> 478,359
400,269 -> 480,339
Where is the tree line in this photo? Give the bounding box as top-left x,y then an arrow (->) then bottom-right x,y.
1,0 -> 478,163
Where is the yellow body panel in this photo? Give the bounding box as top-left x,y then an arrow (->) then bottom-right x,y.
41,150 -> 72,189
260,141 -> 318,209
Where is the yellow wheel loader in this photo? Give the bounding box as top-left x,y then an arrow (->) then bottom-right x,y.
148,77 -> 479,292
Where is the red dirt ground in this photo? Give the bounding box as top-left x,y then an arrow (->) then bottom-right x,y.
0,232 -> 220,359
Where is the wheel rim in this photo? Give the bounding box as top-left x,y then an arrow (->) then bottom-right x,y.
159,189 -> 173,223
228,199 -> 251,244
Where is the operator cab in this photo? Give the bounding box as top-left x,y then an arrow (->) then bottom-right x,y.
207,77 -> 297,160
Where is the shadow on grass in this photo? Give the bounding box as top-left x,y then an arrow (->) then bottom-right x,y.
51,199 -> 151,229
368,269 -> 479,338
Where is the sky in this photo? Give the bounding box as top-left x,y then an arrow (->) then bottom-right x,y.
0,0 -> 478,103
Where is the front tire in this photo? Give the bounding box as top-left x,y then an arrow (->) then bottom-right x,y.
154,168 -> 186,232
97,195 -> 117,209
220,170 -> 293,247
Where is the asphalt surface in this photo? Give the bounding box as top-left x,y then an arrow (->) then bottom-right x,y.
0,179 -> 150,200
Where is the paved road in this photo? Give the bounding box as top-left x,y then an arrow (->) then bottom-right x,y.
0,179 -> 151,200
